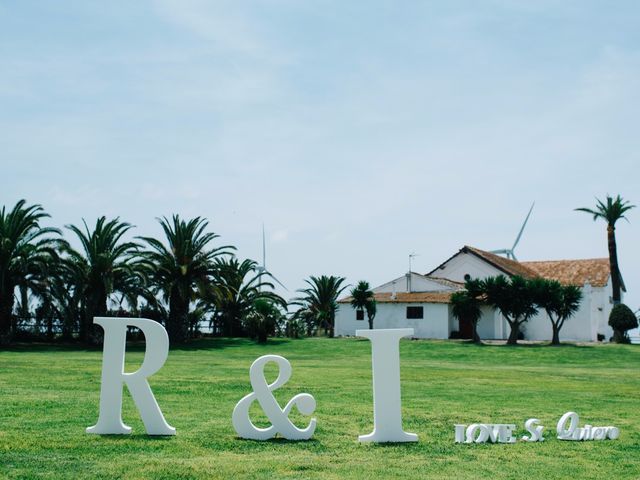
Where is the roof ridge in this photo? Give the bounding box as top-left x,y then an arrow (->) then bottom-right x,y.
425,276 -> 464,285
521,258 -> 608,264
463,245 -> 540,278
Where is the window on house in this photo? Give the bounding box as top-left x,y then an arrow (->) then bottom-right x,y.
356,309 -> 365,320
406,306 -> 424,319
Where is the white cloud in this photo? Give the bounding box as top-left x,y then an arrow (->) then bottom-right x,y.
271,229 -> 289,243
153,0 -> 279,60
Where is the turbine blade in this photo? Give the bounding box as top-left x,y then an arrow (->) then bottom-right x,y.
262,223 -> 266,268
490,249 -> 509,254
266,271 -> 288,291
511,202 -> 535,251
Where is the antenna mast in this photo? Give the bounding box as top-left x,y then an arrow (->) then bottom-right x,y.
408,252 -> 418,293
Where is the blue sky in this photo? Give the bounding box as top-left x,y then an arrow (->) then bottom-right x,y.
2,1 -> 639,309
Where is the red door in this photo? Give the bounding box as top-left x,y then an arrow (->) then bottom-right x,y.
459,317 -> 473,339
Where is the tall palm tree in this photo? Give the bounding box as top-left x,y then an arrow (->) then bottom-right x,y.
349,280 -> 376,329
65,217 -> 144,344
576,195 -> 635,304
0,200 -> 61,343
293,275 -> 347,338
140,215 -> 233,343
208,257 -> 285,337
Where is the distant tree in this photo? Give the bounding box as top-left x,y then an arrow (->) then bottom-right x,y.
349,281 -> 376,329
208,257 -> 285,337
282,314 -> 306,339
243,298 -> 284,343
576,195 -> 635,304
65,217 -> 146,344
141,215 -> 233,344
451,278 -> 484,343
482,275 -> 538,345
0,200 -> 62,344
138,301 -> 168,326
290,305 -> 318,337
532,278 -> 582,345
608,303 -> 638,343
293,275 -> 347,338
32,258 -> 85,340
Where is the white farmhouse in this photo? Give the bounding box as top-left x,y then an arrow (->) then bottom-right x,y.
335,246 -> 621,342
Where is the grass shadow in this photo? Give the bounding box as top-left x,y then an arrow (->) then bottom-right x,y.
96,434 -> 176,443
464,341 -> 598,350
0,336 -> 298,353
233,436 -> 322,445
169,337 -> 295,352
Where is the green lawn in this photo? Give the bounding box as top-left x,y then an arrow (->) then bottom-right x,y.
1,337 -> 639,479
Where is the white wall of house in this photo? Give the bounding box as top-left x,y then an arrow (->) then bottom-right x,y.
335,302 -> 449,339
468,283 -> 614,342
336,289 -> 614,342
373,273 -> 452,293
475,306 -> 501,339
521,290 -> 593,342
592,281 -> 615,340
429,252 -> 505,282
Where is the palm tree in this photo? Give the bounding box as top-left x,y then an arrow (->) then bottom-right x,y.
34,259 -> 84,340
450,278 -> 484,343
576,195 -> 635,304
140,215 -> 233,343
208,257 -> 285,337
243,298 -> 285,343
365,301 -> 377,331
65,217 -> 145,344
482,275 -> 538,345
0,200 -> 61,343
293,275 -> 347,338
532,278 -> 582,345
349,281 -> 376,329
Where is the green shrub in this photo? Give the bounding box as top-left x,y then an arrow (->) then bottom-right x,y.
608,304 -> 638,343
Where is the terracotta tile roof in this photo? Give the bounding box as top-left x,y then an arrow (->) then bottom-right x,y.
521,258 -> 611,288
338,291 -> 454,304
462,246 -> 541,279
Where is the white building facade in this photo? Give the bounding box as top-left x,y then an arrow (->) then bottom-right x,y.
335,246 -> 620,342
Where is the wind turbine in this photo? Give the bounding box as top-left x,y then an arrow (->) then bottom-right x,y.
490,202 -> 535,261
256,224 -> 287,290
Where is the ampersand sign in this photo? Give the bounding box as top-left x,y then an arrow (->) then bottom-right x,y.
232,355 -> 317,440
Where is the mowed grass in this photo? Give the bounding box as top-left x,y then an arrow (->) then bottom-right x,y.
1,337 -> 639,479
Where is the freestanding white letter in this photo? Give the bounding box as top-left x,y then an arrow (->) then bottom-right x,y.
86,317 -> 175,436
356,328 -> 418,443
522,418 -> 544,442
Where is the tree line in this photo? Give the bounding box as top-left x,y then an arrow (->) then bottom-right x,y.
0,200 -> 348,346
1,194 -> 635,347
